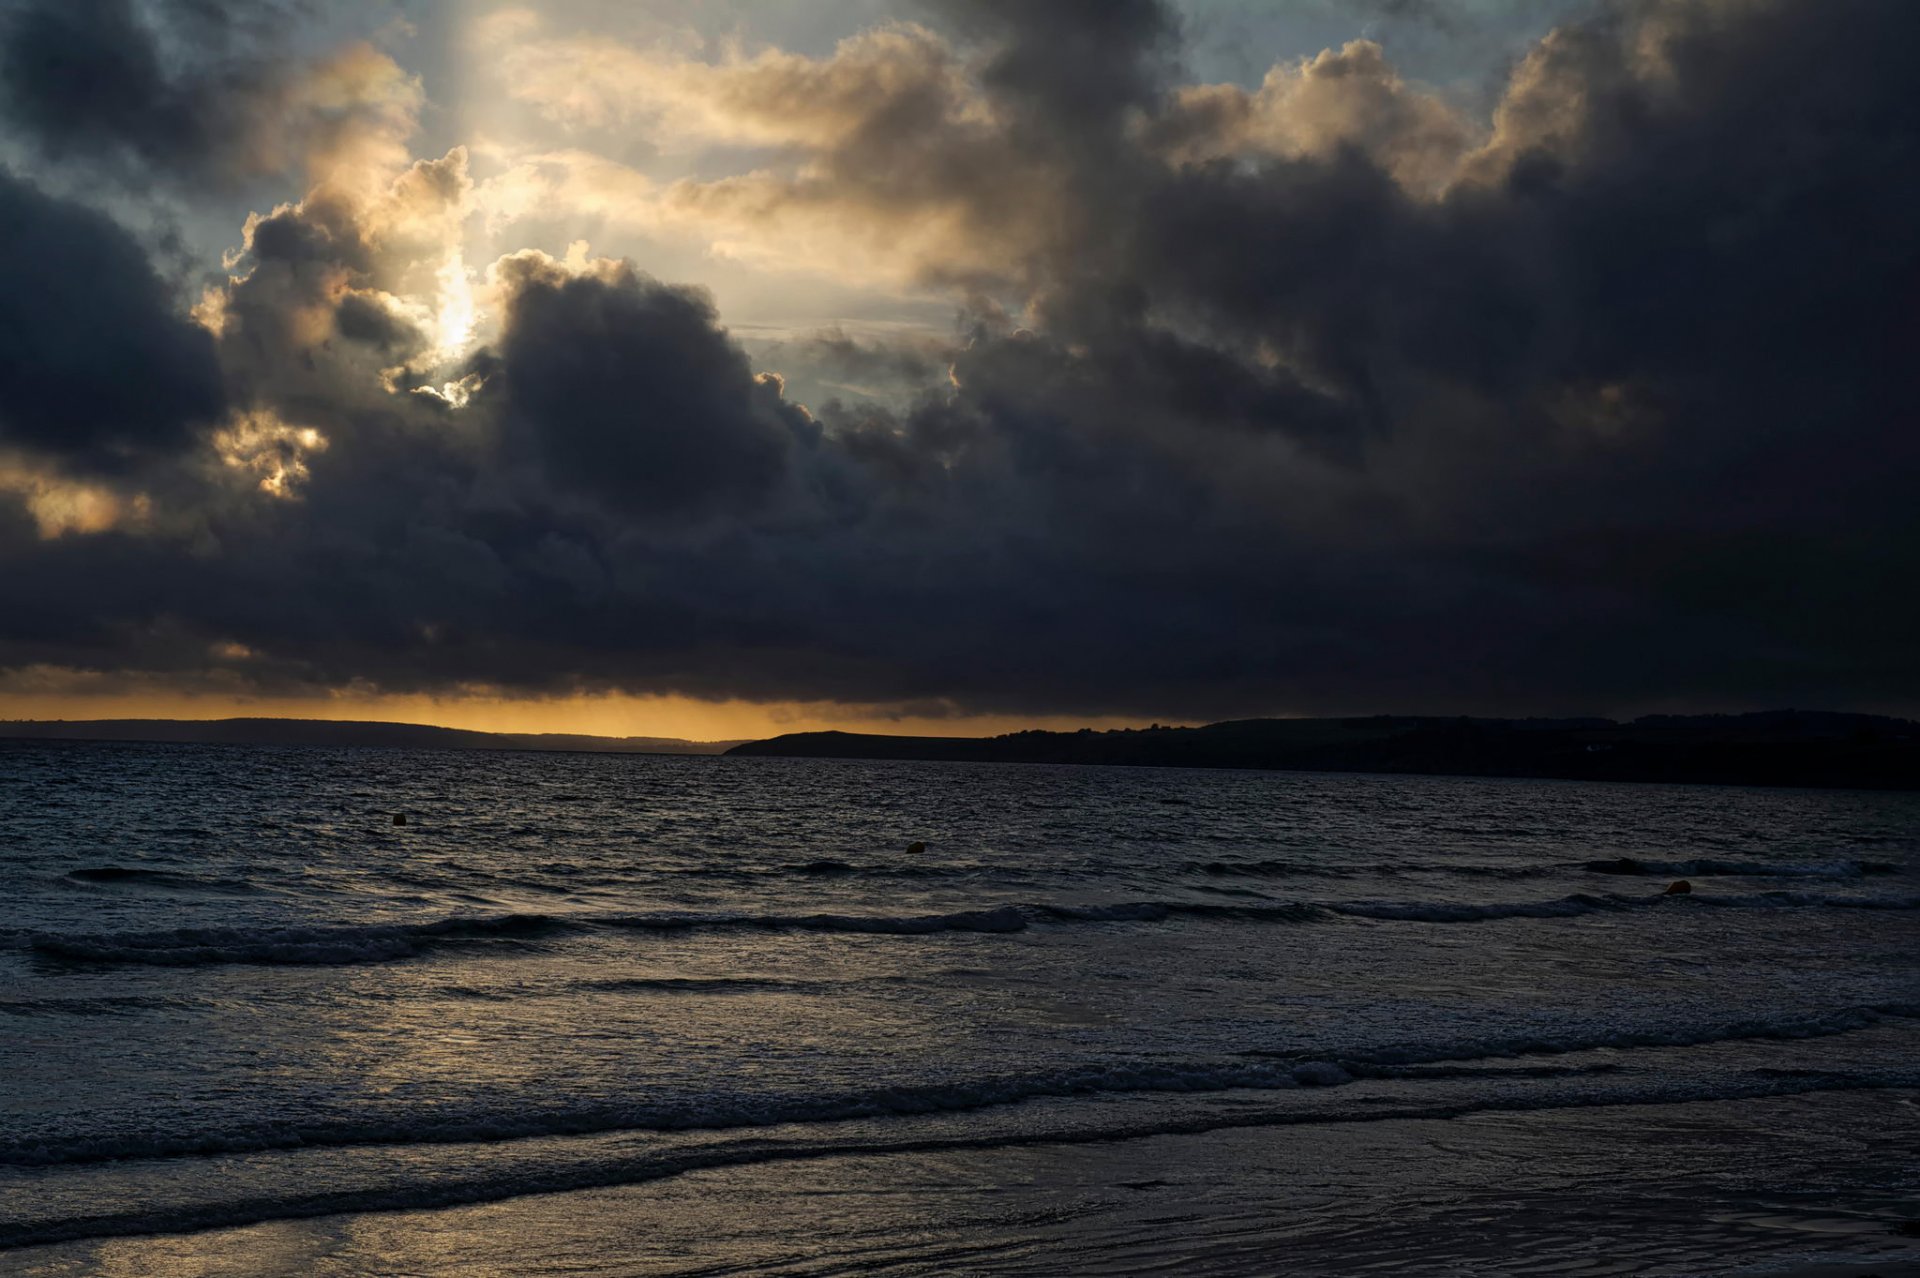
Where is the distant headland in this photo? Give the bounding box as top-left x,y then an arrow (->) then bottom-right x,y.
0,718 -> 741,755
726,711 -> 1920,791
7,711 -> 1919,789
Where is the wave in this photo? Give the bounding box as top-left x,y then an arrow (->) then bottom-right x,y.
1052,895 -> 1629,924
1041,901 -> 1327,924
65,866 -> 181,884
1680,890 -> 1920,911
0,994 -> 180,1018
62,865 -> 257,892
17,906 -> 1031,969
24,913 -> 563,968
1054,890 -> 1920,926
0,1058 -> 1352,1170
20,884 -> 1916,970
1191,858 -> 1554,881
1192,856 -> 1901,883
1581,857 -> 1898,879
5,1001 -> 1912,1173
1337,890 -> 1920,921
598,905 -> 1030,935
11,1066 -> 1919,1251
568,975 -> 855,995
791,858 -> 859,875
1242,1001 -> 1920,1067
1327,894 -> 1628,922
17,1059 -> 1920,1253
775,859 -> 997,880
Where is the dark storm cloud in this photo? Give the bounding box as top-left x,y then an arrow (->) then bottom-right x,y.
490,255 -> 802,523
936,0 -> 1176,129
0,0 -> 1916,718
1,0 -> 266,179
333,291 -> 421,355
0,169 -> 225,471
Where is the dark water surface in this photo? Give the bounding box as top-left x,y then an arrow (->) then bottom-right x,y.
2,740 -> 1918,1275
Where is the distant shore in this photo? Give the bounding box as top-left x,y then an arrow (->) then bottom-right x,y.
0,718 -> 741,756
7,709 -> 1919,790
728,710 -> 1920,791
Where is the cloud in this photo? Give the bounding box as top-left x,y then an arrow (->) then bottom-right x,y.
0,0 -> 420,191
487,250 -> 804,522
0,169 -> 225,473
0,0 -> 1916,720
492,19 -> 975,150
1157,39 -> 1476,190
0,0 -> 272,179
479,18 -> 1041,290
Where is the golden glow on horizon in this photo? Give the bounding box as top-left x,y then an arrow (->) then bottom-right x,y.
0,687 -> 1174,742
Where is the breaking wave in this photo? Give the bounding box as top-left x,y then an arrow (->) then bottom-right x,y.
18,886 -> 1920,969
4,1000 -> 1913,1173
10,1064 -> 1920,1252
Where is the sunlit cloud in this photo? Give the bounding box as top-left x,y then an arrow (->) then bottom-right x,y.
290,41 -> 428,198
0,463 -> 148,539
488,16 -> 979,150
469,14 -> 1038,292
1159,40 -> 1478,192
211,413 -> 329,499
474,148 -> 658,235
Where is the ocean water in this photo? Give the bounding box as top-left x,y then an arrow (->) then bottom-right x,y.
2,740 -> 1918,1276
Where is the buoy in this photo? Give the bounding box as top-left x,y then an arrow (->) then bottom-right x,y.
1664,879 -> 1691,895
906,841 -> 926,854
393,813 -> 407,826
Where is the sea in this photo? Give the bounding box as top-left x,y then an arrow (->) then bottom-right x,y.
2,739 -> 1918,1276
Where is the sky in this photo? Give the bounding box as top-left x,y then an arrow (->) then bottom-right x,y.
0,0 -> 1914,740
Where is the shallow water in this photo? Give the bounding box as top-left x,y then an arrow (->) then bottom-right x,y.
2,740 -> 1918,1274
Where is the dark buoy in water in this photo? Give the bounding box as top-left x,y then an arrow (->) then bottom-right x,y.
906,841 -> 926,854
1664,879 -> 1691,895
393,813 -> 407,826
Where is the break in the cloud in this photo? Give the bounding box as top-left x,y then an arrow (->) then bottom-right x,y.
0,0 -> 1915,727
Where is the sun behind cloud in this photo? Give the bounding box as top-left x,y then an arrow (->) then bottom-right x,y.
0,0 -> 1915,736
